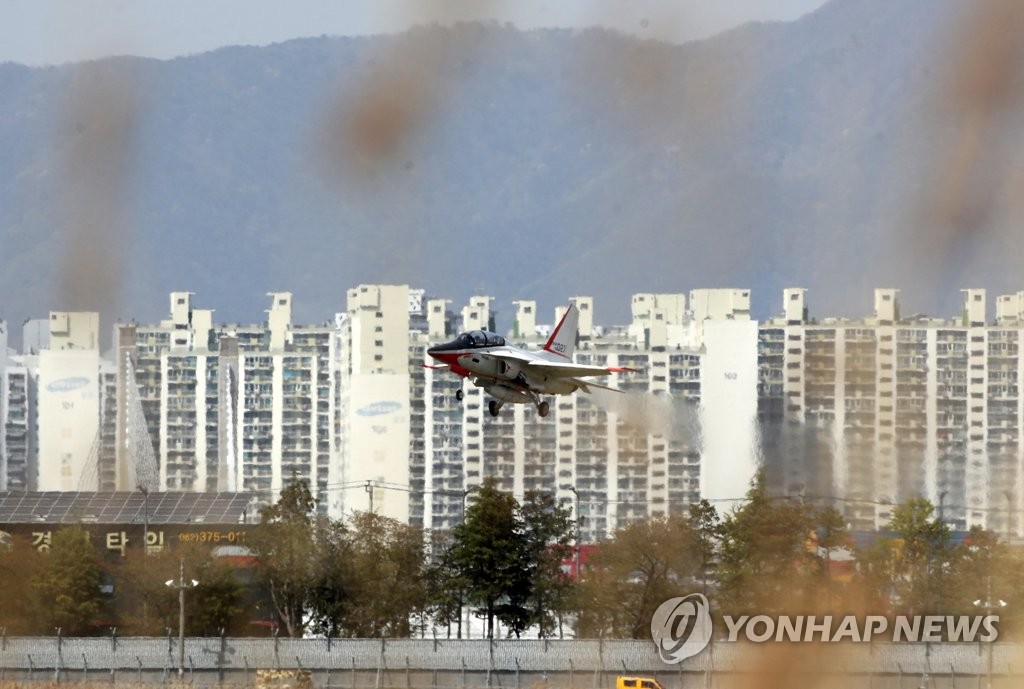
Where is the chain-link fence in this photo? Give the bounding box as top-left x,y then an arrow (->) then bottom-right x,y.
1,634 -> 1022,688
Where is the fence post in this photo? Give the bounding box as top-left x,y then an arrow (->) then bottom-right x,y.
28,653 -> 34,680
137,656 -> 143,683
244,656 -> 249,687
218,628 -> 227,686
54,626 -> 62,684
273,627 -> 281,669
487,638 -> 494,688
569,659 -> 574,689
351,656 -> 356,689
83,652 -> 89,683
406,656 -> 411,689
515,658 -> 520,689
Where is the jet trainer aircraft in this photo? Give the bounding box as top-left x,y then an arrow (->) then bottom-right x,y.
425,303 -> 635,417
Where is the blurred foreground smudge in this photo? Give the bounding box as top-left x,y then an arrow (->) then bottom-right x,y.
55,60 -> 144,317
915,0 -> 1024,264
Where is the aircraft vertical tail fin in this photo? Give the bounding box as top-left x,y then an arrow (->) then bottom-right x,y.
542,304 -> 579,360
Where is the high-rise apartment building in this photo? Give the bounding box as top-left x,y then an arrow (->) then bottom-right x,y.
10,284 -> 1024,541
759,287 -> 1024,536
335,284 -> 414,521
0,312 -> 117,491
406,291 -> 755,541
115,292 -> 340,510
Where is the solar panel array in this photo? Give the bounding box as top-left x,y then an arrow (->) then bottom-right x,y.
0,491 -> 256,525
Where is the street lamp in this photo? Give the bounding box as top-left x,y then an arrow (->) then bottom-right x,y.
165,558 -> 198,677
973,568 -> 1008,689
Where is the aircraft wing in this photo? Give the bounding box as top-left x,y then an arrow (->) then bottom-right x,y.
520,359 -> 637,378
569,377 -> 626,393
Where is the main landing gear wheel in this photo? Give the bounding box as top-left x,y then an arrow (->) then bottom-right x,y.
488,400 -> 502,417
537,401 -> 550,418
456,389 -> 464,401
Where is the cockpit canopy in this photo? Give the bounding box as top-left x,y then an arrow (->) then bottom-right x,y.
430,327 -> 509,352
458,330 -> 505,348
429,329 -> 506,354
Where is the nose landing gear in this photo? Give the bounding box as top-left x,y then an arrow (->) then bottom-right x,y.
488,399 -> 503,417
537,401 -> 550,417
455,389 -> 464,401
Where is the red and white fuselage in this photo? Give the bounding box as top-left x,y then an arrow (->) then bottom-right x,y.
425,303 -> 634,417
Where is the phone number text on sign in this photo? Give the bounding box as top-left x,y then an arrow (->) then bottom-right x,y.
178,530 -> 248,544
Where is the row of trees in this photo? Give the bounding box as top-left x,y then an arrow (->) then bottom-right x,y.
579,476 -> 1024,638
0,527 -> 248,636
250,478 -> 575,639
2,473 -> 1022,638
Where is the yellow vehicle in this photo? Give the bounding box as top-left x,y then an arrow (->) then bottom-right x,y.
616,676 -> 665,689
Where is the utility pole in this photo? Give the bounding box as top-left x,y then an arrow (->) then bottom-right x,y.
365,481 -> 374,513
165,558 -> 198,678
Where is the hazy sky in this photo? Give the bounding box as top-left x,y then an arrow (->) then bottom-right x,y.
5,0 -> 828,66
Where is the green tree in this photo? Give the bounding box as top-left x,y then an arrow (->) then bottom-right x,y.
449,477 -> 525,638
519,491 -> 576,638
336,512 -> 428,637
814,505 -> 849,611
716,472 -> 816,617
190,556 -> 247,635
109,542 -> 249,636
941,526 -> 1024,638
425,541 -> 468,638
689,499 -> 722,596
306,517 -> 352,638
31,526 -> 105,635
576,515 -> 701,638
111,546 -> 182,634
0,539 -> 43,634
249,479 -> 318,637
855,498 -> 953,616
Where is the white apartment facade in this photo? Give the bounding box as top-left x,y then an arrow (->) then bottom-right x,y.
10,284 -> 1024,541
407,290 -> 757,542
759,287 -> 1024,535
115,292 -> 340,511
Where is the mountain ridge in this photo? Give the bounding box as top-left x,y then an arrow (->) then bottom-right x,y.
2,0 -> 1020,345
